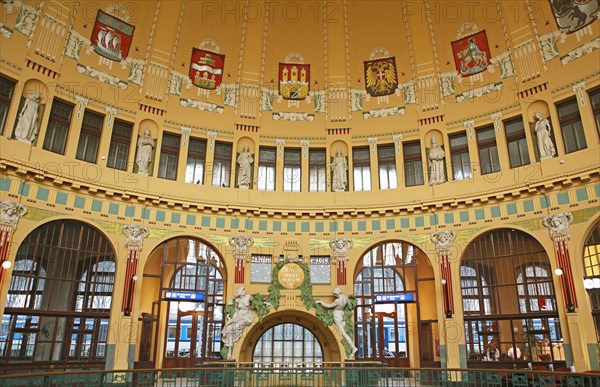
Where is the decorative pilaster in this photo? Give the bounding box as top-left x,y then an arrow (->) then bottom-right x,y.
230,236 -> 253,283
180,126 -> 192,147
0,201 -> 27,283
367,137 -> 377,156
121,224 -> 149,315
491,112 -> 503,134
464,119 -> 475,141
105,106 -> 118,129
431,231 -> 456,317
543,213 -> 577,312
207,130 -> 218,151
330,238 -> 353,285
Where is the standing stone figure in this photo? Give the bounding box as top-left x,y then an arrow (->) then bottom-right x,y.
136,127 -> 155,175
14,92 -> 41,143
315,287 -> 358,360
428,135 -> 446,185
534,112 -> 556,160
222,286 -> 255,359
330,147 -> 348,192
236,144 -> 253,188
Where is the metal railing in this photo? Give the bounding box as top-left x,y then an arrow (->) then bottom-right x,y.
0,363 -> 598,386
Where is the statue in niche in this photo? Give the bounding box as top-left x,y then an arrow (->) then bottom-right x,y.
136,127 -> 155,175
236,144 -> 253,188
534,112 -> 556,160
428,135 -> 446,185
330,147 -> 348,192
222,286 -> 255,359
315,287 -> 358,360
14,92 -> 41,143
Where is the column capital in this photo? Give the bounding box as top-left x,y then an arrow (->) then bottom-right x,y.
0,200 -> 28,230
122,224 -> 150,251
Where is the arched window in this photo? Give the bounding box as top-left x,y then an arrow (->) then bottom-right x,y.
460,229 -> 563,367
354,241 -> 422,365
583,219 -> 600,341
0,220 -> 115,370
161,237 -> 225,367
252,323 -> 323,366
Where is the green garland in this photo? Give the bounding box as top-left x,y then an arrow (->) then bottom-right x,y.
224,258 -> 357,358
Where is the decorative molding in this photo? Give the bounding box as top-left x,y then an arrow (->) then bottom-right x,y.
491,112 -> 503,134
275,139 -> 285,157
180,98 -> 224,114
222,83 -> 238,107
0,200 -> 28,229
312,90 -> 327,113
490,51 -> 515,79
349,89 -> 363,112
104,106 -> 118,129
122,224 -> 150,250
272,112 -> 315,122
560,37 -> 600,65
126,58 -> 145,86
369,47 -> 389,60
430,231 -> 456,255
0,23 -> 13,38
572,81 -> 587,106
64,30 -> 92,61
206,130 -> 218,151
75,95 -> 89,120
77,64 -> 127,89
168,70 -> 190,96
300,139 -> 310,159
14,0 -> 39,39
542,212 -> 573,241
440,72 -> 458,97
392,134 -> 403,154
464,119 -> 475,141
260,86 -> 276,111
456,82 -> 503,103
401,82 -> 417,105
539,31 -> 561,62
363,106 -> 405,120
180,127 -> 192,147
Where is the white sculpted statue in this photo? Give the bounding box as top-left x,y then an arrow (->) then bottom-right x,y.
122,224 -> 150,249
542,212 -> 573,240
428,135 -> 446,185
0,200 -> 28,229
222,286 -> 255,359
236,144 -> 253,188
315,287 -> 358,360
329,238 -> 353,262
331,147 -> 348,192
534,112 -> 556,160
430,230 -> 456,255
14,92 -> 41,143
136,127 -> 155,175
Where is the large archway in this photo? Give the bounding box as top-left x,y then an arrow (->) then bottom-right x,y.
239,311 -> 341,364
0,219 -> 116,371
460,228 -> 564,368
353,240 -> 437,368
140,236 -> 226,368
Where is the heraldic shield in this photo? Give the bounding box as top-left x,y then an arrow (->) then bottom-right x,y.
364,57 -> 398,97
190,48 -> 225,90
451,30 -> 491,77
91,10 -> 135,62
279,63 -> 310,100
549,0 -> 599,33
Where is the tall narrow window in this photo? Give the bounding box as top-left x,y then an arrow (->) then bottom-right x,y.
0,76 -> 16,133
403,141 -> 424,186
76,110 -> 103,163
43,99 -> 73,154
212,142 -> 232,187
106,120 -> 132,170
257,147 -> 276,191
185,138 -> 206,184
476,125 -> 500,174
378,144 -> 397,190
449,132 -> 471,180
158,133 -> 180,180
309,149 -> 326,192
504,117 -> 530,168
283,148 -> 301,192
353,147 -> 371,191
588,88 -> 600,138
557,98 -> 587,153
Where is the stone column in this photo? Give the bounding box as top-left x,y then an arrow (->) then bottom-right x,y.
543,213 -> 577,312
121,224 -> 149,315
431,231 -> 456,317
0,200 -> 27,283
229,236 -> 253,283
330,238 -> 353,285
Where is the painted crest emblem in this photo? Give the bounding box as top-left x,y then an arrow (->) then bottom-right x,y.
364,57 -> 398,97
549,0 -> 599,33
451,30 -> 490,77
279,63 -> 310,100
91,10 -> 135,62
189,48 -> 225,90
